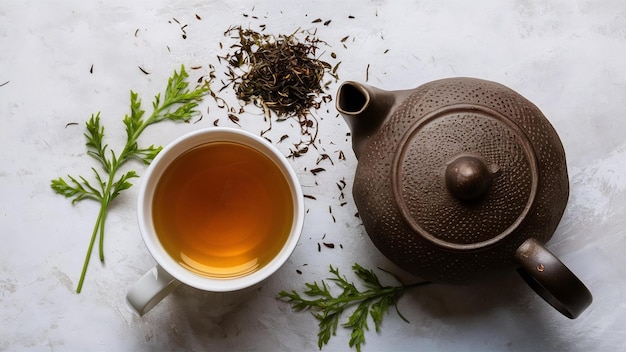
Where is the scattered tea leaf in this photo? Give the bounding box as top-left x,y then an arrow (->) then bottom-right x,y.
278,134 -> 289,143
310,167 -> 326,175
312,18 -> 322,23
332,62 -> 341,75
323,242 -> 335,249
138,66 -> 150,75
316,153 -> 333,165
228,113 -> 241,126
169,18 -> 189,39
288,145 -> 309,158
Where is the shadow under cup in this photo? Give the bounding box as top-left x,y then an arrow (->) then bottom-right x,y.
128,128 -> 304,315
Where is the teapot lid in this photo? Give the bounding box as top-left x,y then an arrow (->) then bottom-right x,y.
391,104 -> 539,251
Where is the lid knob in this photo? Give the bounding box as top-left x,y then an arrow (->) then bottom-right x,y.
445,155 -> 499,202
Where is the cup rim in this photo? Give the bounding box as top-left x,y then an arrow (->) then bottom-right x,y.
136,127 -> 304,291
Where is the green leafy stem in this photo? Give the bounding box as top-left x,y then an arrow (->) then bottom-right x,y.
51,65 -> 209,293
278,264 -> 431,352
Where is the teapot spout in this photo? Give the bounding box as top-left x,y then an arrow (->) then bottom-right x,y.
336,81 -> 411,159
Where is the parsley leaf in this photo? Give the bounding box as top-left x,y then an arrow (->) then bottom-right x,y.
278,264 -> 431,351
51,65 -> 209,293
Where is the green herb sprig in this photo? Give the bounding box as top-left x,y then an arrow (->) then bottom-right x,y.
51,65 -> 209,293
278,264 -> 431,352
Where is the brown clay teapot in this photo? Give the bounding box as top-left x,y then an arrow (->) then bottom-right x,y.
336,77 -> 592,318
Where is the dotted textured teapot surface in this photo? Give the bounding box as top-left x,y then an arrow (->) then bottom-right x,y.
341,78 -> 569,284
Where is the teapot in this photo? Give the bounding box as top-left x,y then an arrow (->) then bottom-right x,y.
336,77 -> 592,318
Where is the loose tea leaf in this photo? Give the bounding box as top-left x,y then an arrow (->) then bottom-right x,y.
278,264 -> 431,352
51,66 -> 209,293
316,153 -> 333,165
228,113 -> 241,126
218,26 -> 337,154
310,167 -> 326,175
221,26 -> 334,117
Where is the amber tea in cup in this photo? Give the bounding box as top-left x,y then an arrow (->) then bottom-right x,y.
152,141 -> 294,278
127,128 -> 303,316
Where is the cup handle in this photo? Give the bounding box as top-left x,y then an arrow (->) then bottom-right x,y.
126,265 -> 181,316
514,238 -> 592,319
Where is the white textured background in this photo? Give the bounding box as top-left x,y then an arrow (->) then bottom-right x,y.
1,0 -> 625,350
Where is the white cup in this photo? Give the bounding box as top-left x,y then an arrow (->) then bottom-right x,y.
126,128 -> 304,316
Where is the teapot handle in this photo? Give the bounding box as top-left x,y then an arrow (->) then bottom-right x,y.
514,238 -> 592,319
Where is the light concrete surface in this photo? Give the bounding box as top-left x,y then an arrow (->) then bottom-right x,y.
1,0 -> 625,350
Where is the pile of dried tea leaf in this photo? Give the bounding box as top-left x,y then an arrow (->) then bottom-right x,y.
221,26 -> 336,117
218,26 -> 337,154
